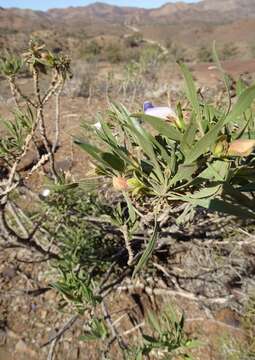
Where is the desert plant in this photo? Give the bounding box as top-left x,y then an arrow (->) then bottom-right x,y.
78,303 -> 200,360
76,63 -> 255,221
0,39 -> 71,254
124,32 -> 143,48
106,43 -> 123,64
1,39 -> 254,360
130,305 -> 200,359
83,40 -> 102,62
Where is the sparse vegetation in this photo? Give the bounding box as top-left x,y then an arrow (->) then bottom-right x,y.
1,2 -> 255,358
197,45 -> 214,63
220,43 -> 239,61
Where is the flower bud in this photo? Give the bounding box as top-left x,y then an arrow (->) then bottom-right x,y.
213,136 -> 228,157
227,139 -> 255,157
112,176 -> 129,191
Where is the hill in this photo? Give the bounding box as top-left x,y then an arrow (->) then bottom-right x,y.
0,0 -> 255,59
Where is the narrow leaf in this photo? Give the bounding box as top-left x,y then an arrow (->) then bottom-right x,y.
132,220 -> 158,278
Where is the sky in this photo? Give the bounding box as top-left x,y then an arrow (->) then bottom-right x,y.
0,0 -> 200,11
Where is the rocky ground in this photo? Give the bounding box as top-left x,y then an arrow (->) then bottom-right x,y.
0,60 -> 255,360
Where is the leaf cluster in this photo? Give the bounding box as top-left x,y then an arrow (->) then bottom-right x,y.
76,63 -> 255,220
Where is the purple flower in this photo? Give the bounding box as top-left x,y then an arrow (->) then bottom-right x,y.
143,101 -> 177,120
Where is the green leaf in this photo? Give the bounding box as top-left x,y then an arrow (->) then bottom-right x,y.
132,220 -> 158,278
184,117 -> 224,165
126,123 -> 164,182
184,82 -> 255,165
212,41 -> 232,114
236,79 -> 247,96
135,351 -> 143,360
178,63 -> 203,135
147,312 -> 162,334
188,184 -> 221,199
49,182 -> 79,192
123,192 -> 137,225
75,139 -> 102,163
101,152 -> 125,172
180,115 -> 197,157
169,164 -> 198,187
134,113 -> 181,141
79,334 -> 100,341
224,83 -> 255,126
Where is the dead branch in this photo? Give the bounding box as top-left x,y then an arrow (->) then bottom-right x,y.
41,314 -> 79,348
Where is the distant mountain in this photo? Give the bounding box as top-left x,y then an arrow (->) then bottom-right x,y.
47,0 -> 255,24
1,0 -> 255,55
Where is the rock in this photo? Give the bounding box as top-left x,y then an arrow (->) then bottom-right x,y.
1,266 -> 17,280
17,148 -> 38,172
55,158 -> 73,172
215,308 -> 240,328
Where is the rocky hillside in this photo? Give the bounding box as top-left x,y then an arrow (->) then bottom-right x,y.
50,0 -> 255,24
1,0 -> 255,55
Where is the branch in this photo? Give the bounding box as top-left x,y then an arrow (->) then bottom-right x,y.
41,314 -> 79,347
0,204 -> 59,259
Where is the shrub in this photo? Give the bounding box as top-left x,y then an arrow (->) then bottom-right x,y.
83,40 -> 102,62
77,64 -> 255,222
197,45 -> 214,62
220,43 -> 239,61
124,32 -> 143,48
63,61 -> 96,97
106,43 -> 123,63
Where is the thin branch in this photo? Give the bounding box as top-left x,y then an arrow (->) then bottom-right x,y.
8,76 -> 36,108
47,338 -> 58,360
117,283 -> 234,305
52,83 -> 63,153
41,314 -> 79,348
0,204 -> 58,259
121,224 -> 134,266
122,322 -> 145,336
102,300 -> 128,351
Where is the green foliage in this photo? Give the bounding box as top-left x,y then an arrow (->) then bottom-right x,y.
0,108 -> 33,159
80,318 -> 109,341
78,303 -> 199,360
76,64 -> 255,220
83,40 -> 102,62
124,32 -> 143,48
22,38 -> 71,77
139,44 -> 164,74
132,219 -> 158,278
41,183 -> 118,312
0,54 -> 23,76
129,305 -> 201,359
106,43 -> 123,64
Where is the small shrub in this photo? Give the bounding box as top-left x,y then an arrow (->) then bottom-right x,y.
197,45 -> 214,62
106,43 -> 123,63
220,43 -> 239,61
124,32 -> 143,48
83,40 -> 102,62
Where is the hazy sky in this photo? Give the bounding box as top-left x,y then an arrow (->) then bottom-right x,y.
1,0 -> 200,11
